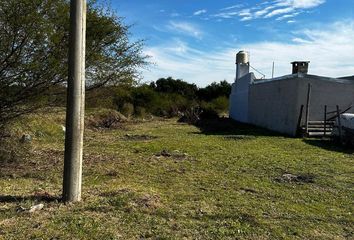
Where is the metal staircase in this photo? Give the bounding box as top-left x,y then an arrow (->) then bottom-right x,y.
296,83 -> 352,138
302,120 -> 335,138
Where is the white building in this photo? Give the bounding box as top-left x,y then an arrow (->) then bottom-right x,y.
229,51 -> 354,136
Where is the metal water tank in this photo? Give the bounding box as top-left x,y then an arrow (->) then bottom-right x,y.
236,51 -> 249,64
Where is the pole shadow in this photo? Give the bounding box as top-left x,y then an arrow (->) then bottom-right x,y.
0,194 -> 60,203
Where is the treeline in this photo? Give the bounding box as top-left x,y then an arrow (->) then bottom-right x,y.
86,77 -> 231,118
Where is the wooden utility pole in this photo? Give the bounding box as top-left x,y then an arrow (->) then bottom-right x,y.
63,0 -> 86,202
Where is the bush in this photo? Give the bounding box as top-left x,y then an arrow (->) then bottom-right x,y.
108,79 -> 231,119
86,87 -> 117,109
178,107 -> 202,124
131,85 -> 157,109
134,107 -> 148,118
209,96 -> 229,114
152,77 -> 198,99
86,109 -> 127,129
121,103 -> 134,118
113,87 -> 133,111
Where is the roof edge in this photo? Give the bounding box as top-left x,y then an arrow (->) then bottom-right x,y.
252,73 -> 354,85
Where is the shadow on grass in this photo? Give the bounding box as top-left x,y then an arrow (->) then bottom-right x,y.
0,194 -> 60,203
193,117 -> 285,137
193,117 -> 354,153
303,139 -> 354,154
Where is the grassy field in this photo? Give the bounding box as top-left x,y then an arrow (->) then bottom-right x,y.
0,109 -> 353,239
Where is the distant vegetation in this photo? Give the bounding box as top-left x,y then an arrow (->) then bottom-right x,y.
86,78 -> 231,119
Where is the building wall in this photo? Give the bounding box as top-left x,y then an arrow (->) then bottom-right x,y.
229,73 -> 354,136
248,77 -> 299,136
229,73 -> 254,123
296,76 -> 354,122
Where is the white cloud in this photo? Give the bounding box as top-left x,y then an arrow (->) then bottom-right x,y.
265,0 -> 325,19
254,6 -> 276,17
276,12 -> 300,21
275,0 -> 326,9
291,37 -> 311,43
212,8 -> 253,20
241,16 -> 253,22
265,7 -> 294,18
213,0 -> 325,22
142,39 -> 235,86
142,21 -> 354,86
212,11 -> 241,19
238,9 -> 252,17
194,9 -> 207,16
167,21 -> 203,39
220,4 -> 244,11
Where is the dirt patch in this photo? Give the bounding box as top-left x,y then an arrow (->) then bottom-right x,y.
105,170 -> 119,177
133,194 -> 161,210
223,135 -> 256,140
240,187 -> 258,194
123,134 -> 158,141
276,173 -> 315,183
154,150 -> 189,161
83,152 -> 116,165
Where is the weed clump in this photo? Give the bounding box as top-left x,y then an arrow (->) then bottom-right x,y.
154,149 -> 189,161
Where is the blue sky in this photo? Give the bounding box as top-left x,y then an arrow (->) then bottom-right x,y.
109,0 -> 354,86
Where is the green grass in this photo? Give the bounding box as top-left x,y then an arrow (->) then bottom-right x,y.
0,109 -> 353,239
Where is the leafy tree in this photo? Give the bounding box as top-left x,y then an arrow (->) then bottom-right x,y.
0,0 -> 148,126
131,85 -> 157,110
152,77 -> 198,99
197,80 -> 231,101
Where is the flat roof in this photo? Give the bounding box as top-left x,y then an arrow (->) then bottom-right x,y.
252,73 -> 354,85
291,61 -> 310,64
338,75 -> 354,81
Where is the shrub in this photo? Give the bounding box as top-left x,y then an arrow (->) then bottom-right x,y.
121,103 -> 134,118
197,80 -> 231,101
86,109 -> 127,129
178,107 -> 202,124
113,87 -> 133,111
134,106 -> 148,118
209,96 -> 229,114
